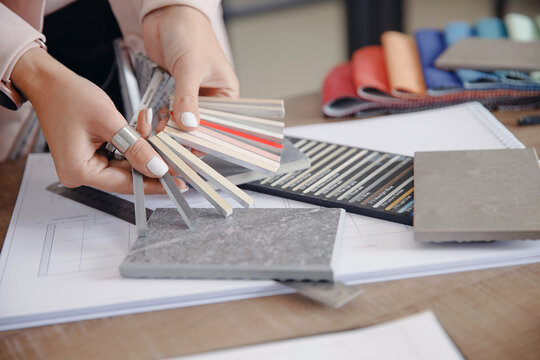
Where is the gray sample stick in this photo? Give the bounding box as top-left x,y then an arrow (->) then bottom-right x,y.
159,173 -> 197,229
132,169 -> 147,237
279,281 -> 363,309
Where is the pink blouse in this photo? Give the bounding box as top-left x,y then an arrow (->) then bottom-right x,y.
0,0 -> 228,110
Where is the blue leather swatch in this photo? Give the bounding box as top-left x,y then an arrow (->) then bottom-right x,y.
415,28 -> 461,92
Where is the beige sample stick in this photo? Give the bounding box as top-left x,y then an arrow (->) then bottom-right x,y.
156,132 -> 254,208
149,136 -> 233,217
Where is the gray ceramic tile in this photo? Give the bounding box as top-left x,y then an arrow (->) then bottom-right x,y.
414,148 -> 540,242
120,207 -> 345,281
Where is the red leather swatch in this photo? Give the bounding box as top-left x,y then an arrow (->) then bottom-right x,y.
351,46 -> 391,95
321,62 -> 357,106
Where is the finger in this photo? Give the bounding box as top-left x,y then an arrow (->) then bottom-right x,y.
84,155 -> 189,194
191,149 -> 206,158
136,108 -> 153,139
171,62 -> 200,131
155,107 -> 169,133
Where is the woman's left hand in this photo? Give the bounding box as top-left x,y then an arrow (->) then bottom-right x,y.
142,5 -> 239,132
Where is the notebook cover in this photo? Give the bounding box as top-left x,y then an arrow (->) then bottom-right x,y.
414,148 -> 540,242
120,208 -> 345,281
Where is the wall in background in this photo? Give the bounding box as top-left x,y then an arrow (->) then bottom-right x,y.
226,0 -> 347,99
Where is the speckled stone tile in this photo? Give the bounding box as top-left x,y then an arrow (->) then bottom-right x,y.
120,208 -> 345,281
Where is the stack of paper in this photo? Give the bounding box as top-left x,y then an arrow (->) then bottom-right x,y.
1,103 -> 540,331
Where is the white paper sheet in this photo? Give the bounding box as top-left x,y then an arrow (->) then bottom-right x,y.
172,311 -> 464,360
1,103 -> 539,331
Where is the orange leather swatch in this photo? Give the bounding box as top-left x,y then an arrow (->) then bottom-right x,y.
351,46 -> 391,95
381,31 -> 427,96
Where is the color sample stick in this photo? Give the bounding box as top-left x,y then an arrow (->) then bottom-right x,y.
199,108 -> 285,132
156,132 -> 254,208
149,136 -> 233,217
189,129 -> 280,169
132,169 -> 147,237
159,173 -> 197,228
164,126 -> 280,175
199,112 -> 283,142
196,126 -> 280,162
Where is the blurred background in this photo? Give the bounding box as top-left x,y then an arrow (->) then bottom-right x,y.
223,0 -> 540,98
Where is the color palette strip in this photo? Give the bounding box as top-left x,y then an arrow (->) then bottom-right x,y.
242,137 -> 414,225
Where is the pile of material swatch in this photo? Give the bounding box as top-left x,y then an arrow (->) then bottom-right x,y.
322,14 -> 540,117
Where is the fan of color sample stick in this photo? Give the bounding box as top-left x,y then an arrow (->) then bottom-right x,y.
129,54 -> 286,230
165,96 -> 285,176
134,54 -> 286,176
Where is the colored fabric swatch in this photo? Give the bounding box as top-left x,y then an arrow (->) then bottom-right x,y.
415,28 -> 461,93
381,31 -> 426,96
444,22 -> 500,88
351,46 -> 391,97
476,17 -> 508,38
320,27 -> 540,117
474,17 -> 538,86
321,62 -> 376,117
505,13 -> 540,83
504,13 -> 539,41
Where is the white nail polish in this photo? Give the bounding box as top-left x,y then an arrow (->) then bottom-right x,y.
146,108 -> 153,125
180,186 -> 189,193
181,112 -> 198,128
147,156 -> 168,177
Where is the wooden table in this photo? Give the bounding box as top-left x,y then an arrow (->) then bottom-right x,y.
1,94 -> 539,360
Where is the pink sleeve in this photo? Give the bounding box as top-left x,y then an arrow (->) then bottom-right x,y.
0,3 -> 46,110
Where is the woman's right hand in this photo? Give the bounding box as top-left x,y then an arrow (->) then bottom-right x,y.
11,47 -> 187,194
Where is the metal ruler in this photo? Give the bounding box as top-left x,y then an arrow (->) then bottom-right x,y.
46,182 -> 153,225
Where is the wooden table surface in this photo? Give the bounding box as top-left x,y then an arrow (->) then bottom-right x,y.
1,94 -> 539,360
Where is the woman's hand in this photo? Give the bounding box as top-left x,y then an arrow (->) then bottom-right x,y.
11,47 -> 187,194
142,5 -> 239,131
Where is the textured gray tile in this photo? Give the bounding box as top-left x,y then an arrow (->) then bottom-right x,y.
120,208 -> 345,281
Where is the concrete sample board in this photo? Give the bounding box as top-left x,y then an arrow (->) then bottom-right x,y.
120,208 -> 345,281
414,148 -> 540,242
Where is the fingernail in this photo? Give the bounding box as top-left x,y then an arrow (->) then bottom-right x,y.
147,156 -> 168,177
146,108 -> 153,125
181,112 -> 198,128
180,186 -> 189,193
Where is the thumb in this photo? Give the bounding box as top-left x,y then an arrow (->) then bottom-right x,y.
172,63 -> 200,131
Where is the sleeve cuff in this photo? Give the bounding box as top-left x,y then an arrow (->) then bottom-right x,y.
1,39 -> 46,110
139,0 -> 220,23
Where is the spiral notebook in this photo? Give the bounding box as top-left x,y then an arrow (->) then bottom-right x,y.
244,102 -> 524,225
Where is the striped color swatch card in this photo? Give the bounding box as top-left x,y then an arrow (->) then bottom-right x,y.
243,137 -> 415,225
